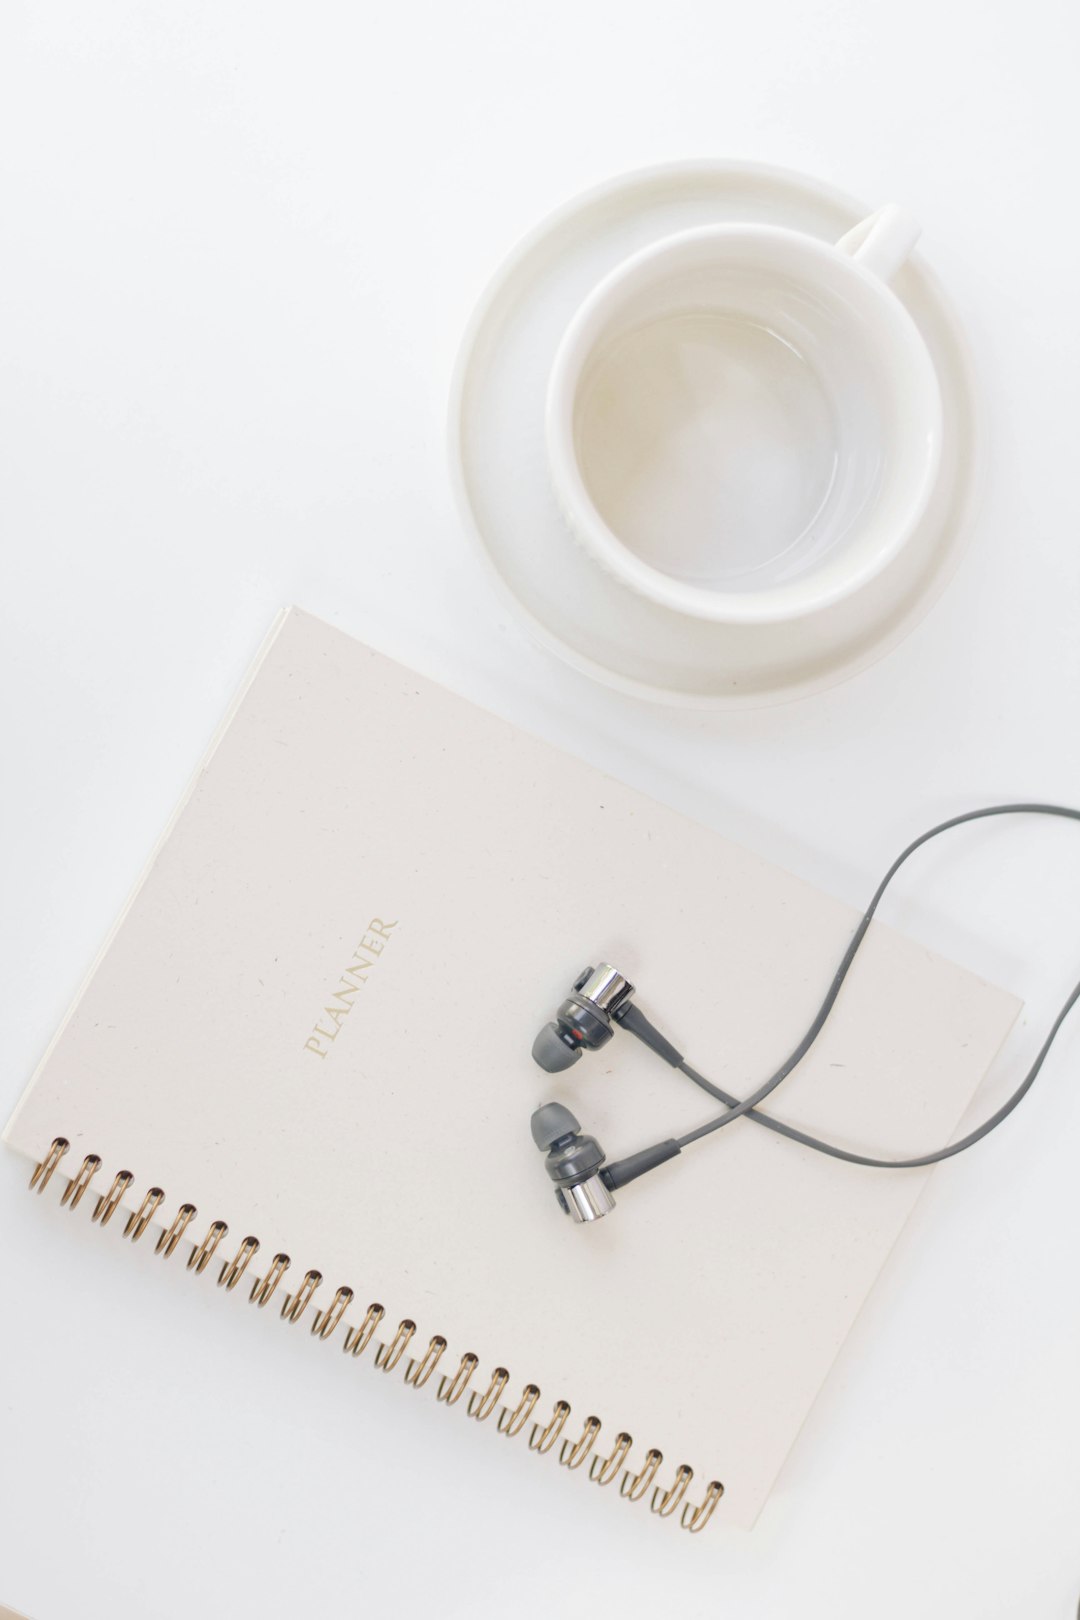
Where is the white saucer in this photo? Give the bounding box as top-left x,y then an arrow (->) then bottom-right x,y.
449,160 -> 982,709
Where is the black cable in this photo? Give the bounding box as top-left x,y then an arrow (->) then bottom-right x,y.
671,803 -> 1080,1166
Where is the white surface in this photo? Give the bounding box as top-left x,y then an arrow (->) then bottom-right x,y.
1,2 -> 1078,1616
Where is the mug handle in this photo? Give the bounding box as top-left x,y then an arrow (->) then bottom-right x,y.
836,204 -> 921,283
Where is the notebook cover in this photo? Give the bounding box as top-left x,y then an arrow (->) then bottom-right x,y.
3,607 -> 1019,1528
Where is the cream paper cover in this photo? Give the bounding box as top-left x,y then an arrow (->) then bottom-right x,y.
4,608 -> 1019,1527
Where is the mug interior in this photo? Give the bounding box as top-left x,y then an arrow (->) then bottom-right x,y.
557,229 -> 941,615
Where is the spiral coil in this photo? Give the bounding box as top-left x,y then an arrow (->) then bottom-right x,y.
28,1138 -> 724,1533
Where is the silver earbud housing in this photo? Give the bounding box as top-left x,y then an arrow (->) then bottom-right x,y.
531,1101 -> 615,1222
574,963 -> 634,1015
557,1174 -> 616,1223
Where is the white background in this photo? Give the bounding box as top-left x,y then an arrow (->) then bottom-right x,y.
2,3 -> 1079,1616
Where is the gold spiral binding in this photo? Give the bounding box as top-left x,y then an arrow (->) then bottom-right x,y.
374,1319 -> 416,1373
436,1351 -> 478,1405
497,1383 -> 539,1437
156,1203 -> 196,1257
280,1270 -> 322,1324
651,1463 -> 693,1518
30,1137 -> 68,1193
93,1169 -> 132,1226
343,1302 -> 384,1358
620,1448 -> 663,1502
219,1235 -> 259,1291
589,1430 -> 632,1485
61,1154 -> 100,1210
529,1399 -> 570,1455
681,1480 -> 724,1533
404,1335 -> 447,1389
250,1254 -> 290,1308
559,1414 -> 601,1470
467,1366 -> 508,1421
27,1138 -> 724,1533
124,1187 -> 164,1242
187,1219 -> 228,1273
311,1286 -> 353,1341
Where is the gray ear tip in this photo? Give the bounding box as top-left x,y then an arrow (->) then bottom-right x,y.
531,1022 -> 581,1073
531,1101 -> 581,1150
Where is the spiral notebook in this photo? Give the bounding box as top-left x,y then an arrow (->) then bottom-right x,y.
4,607 -> 1019,1532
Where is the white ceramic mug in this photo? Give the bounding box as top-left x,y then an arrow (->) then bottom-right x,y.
545,207 -> 943,625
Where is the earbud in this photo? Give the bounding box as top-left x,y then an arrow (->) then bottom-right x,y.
530,1101 -> 614,1222
530,1100 -> 682,1223
531,964 -> 636,1073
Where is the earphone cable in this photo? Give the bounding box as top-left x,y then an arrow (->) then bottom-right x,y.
672,803 -> 1080,1166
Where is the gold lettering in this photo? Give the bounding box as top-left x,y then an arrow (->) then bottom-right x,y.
304,916 -> 398,1058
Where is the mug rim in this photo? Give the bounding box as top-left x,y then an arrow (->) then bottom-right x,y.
545,220 -> 944,626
